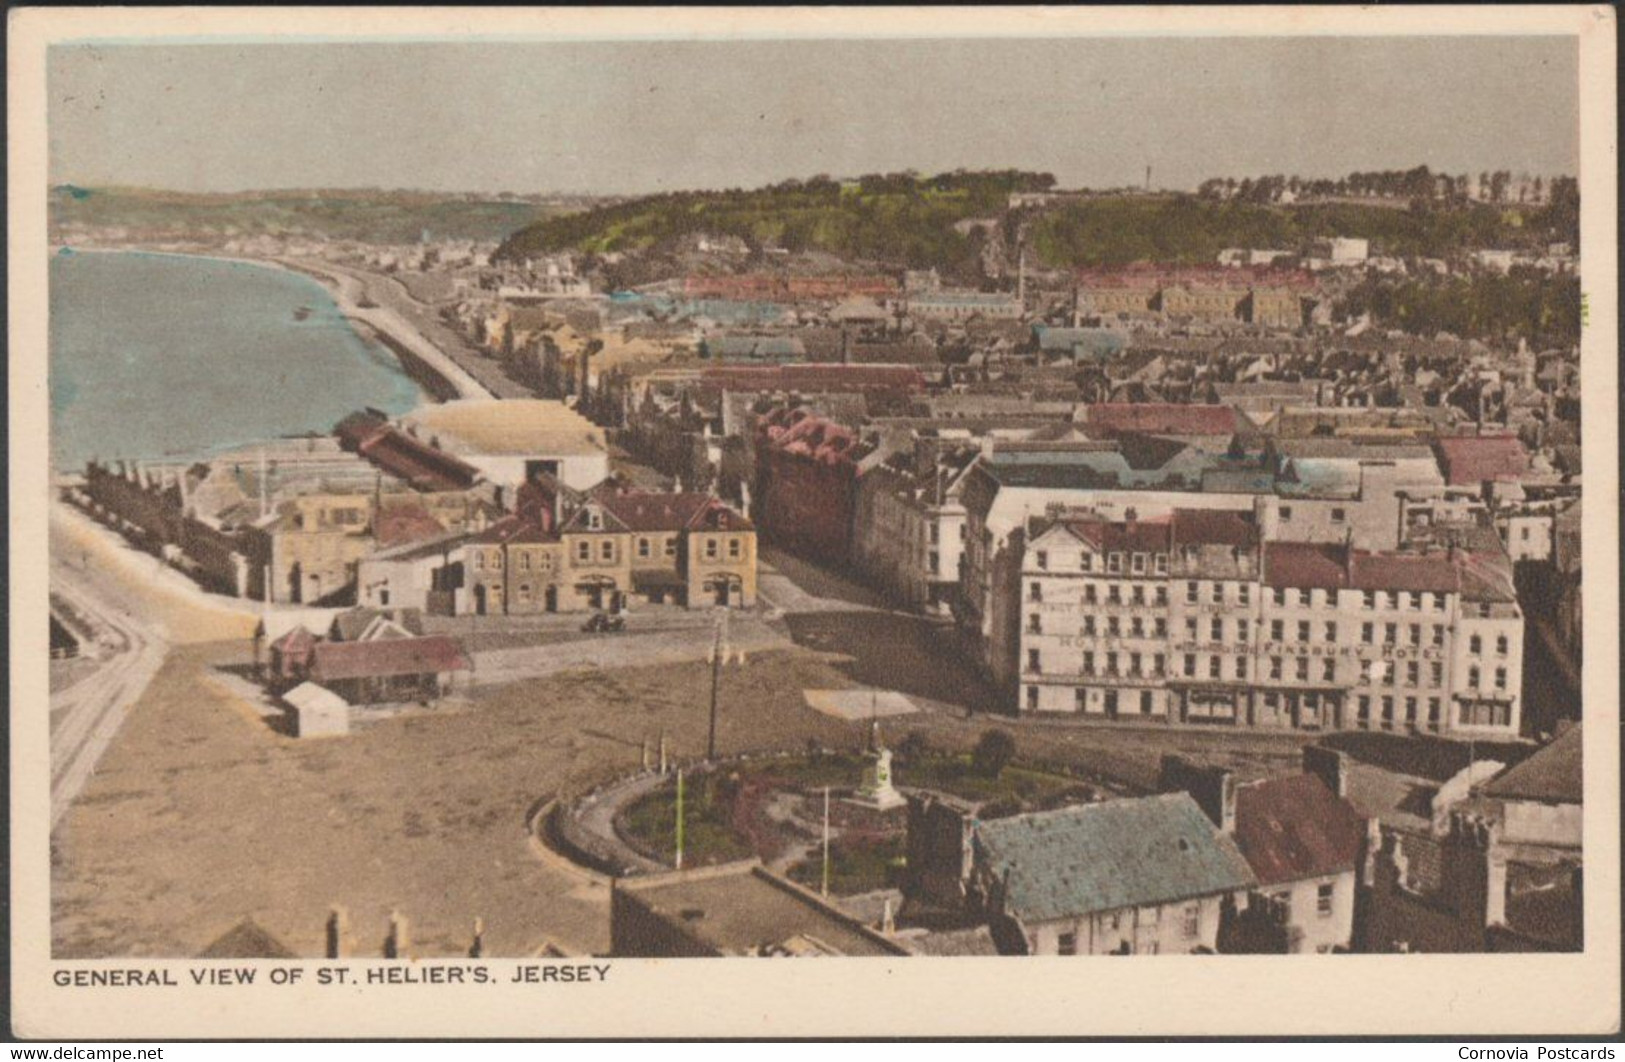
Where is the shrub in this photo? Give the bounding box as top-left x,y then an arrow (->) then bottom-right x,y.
971,729 -> 1017,778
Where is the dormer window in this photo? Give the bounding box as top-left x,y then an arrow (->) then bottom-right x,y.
586,508 -> 603,530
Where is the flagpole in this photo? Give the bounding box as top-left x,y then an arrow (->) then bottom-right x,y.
675,768 -> 685,871
821,786 -> 831,898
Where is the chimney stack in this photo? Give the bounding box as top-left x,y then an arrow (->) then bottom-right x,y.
325,906 -> 353,959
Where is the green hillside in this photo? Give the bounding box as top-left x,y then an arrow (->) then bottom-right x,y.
495,170 -> 1053,268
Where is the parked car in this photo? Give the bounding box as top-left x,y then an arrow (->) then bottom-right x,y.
582,612 -> 626,633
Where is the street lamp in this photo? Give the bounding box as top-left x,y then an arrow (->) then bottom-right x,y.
705,606 -> 746,762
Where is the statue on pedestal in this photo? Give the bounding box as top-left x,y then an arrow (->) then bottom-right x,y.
853,719 -> 905,810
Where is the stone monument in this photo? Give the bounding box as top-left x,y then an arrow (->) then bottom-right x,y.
852,720 -> 905,810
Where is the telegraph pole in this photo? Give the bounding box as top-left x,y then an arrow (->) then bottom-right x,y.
706,608 -> 729,762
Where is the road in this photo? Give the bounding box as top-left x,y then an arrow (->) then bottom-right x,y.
48,567 -> 168,830
281,258 -> 535,400
273,258 -> 499,401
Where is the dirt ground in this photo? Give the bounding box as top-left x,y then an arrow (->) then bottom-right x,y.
49,640 -> 863,960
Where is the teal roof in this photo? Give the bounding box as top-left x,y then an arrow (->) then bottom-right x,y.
1034,326 -> 1127,358
973,793 -> 1255,922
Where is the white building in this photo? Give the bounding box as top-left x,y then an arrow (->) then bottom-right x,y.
400,399 -> 611,498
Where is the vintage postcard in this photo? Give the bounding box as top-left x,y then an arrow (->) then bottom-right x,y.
7,5 -> 1619,1040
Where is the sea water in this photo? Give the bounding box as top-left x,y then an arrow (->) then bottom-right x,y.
49,249 -> 423,472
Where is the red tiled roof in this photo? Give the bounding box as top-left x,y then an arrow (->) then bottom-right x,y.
1349,552 -> 1460,594
1435,435 -> 1529,487
270,625 -> 318,655
358,428 -> 481,492
310,635 -> 470,682
373,505 -> 447,550
1065,518 -> 1172,554
470,514 -> 556,546
1084,403 -> 1238,436
1170,508 -> 1258,549
596,491 -> 712,532
1233,774 -> 1368,886
1263,541 -> 1349,590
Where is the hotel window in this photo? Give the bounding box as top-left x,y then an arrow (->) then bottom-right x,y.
1132,585 -> 1145,606
1030,582 -> 1043,603
1293,657 -> 1308,682
1384,623 -> 1397,644
1131,553 -> 1146,575
1184,654 -> 1197,678
1084,585 -> 1097,605
1075,688 -> 1088,711
1298,589 -> 1311,608
1186,581 -> 1200,604
1358,660 -> 1372,685
1427,698 -> 1442,727
1496,635 -> 1509,656
1273,588 -> 1287,607
1381,696 -> 1395,727
1154,554 -> 1169,575
1131,618 -> 1145,638
1405,697 -> 1418,725
1494,667 -> 1508,691
1210,618 -> 1223,641
1317,884 -> 1334,916
1107,617 -> 1121,637
1361,622 -> 1374,645
1141,690 -> 1154,713
1237,619 -> 1249,641
1154,653 -> 1166,676
1209,656 -> 1222,679
1409,593 -> 1423,612
1238,583 -> 1251,606
1468,666 -> 1481,689
576,541 -> 590,562
1106,652 -> 1119,676
600,541 -> 615,561
1154,618 -> 1168,638
1035,550 -> 1048,570
1107,553 -> 1124,573
1270,657 -> 1283,680
1083,617 -> 1097,636
1027,687 -> 1039,711
1027,614 -> 1042,635
1027,650 -> 1041,673
1406,661 -> 1420,687
1432,625 -> 1446,647
1107,585 -> 1122,605
1155,586 -> 1168,606
1409,624 -> 1422,646
1080,552 -> 1094,573
1363,591 -> 1377,610
1130,652 -> 1143,676
1211,582 -> 1224,604
1297,621 -> 1311,642
1430,661 -> 1444,686
1271,619 -> 1284,641
1083,651 -> 1095,675
1324,622 -> 1337,642
1235,657 -> 1248,680
1469,634 -> 1482,655
1357,696 -> 1371,726
1322,658 -> 1336,682
1185,617 -> 1198,640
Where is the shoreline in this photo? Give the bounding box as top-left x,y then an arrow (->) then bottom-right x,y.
52,243 -> 493,404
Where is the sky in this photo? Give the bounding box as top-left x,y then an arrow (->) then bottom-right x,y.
48,36 -> 1579,196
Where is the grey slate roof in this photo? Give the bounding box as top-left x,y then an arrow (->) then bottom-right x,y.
972,793 -> 1256,923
